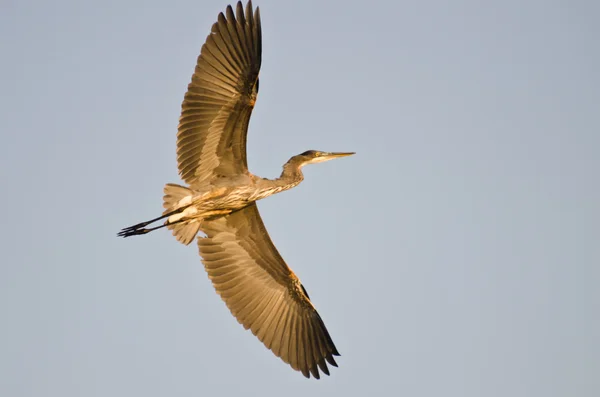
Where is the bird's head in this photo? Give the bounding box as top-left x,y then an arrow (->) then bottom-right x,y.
295,150 -> 355,167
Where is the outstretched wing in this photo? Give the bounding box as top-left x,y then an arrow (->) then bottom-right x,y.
177,1 -> 261,187
197,204 -> 340,379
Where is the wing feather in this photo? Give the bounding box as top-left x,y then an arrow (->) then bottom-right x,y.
257,292 -> 284,346
303,316 -> 319,379
177,1 -> 261,187
197,204 -> 340,378
287,310 -> 300,372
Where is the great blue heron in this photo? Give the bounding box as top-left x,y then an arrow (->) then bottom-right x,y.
118,1 -> 353,379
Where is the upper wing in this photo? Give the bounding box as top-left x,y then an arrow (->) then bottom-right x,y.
197,204 -> 340,379
177,1 -> 261,187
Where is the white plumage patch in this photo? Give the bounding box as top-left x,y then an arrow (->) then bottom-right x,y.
177,195 -> 193,207
168,206 -> 199,223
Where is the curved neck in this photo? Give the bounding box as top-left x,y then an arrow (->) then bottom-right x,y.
252,157 -> 305,200
279,158 -> 305,186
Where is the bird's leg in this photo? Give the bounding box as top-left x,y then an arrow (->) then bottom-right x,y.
118,221 -> 167,237
117,217 -> 192,238
117,207 -> 185,237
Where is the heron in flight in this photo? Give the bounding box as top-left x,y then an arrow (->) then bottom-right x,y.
118,1 -> 353,379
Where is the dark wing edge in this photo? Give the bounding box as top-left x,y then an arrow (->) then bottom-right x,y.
177,1 -> 262,186
197,204 -> 340,379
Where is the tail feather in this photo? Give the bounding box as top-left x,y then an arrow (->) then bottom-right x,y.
163,183 -> 200,245
170,221 -> 201,245
163,183 -> 193,213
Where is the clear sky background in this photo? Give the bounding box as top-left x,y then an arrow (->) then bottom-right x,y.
0,0 -> 598,396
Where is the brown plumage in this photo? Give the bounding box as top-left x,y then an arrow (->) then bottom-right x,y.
118,1 -> 353,379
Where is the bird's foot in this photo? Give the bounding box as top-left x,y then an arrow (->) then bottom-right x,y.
117,221 -> 152,238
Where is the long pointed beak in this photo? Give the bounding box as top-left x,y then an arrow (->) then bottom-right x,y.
324,152 -> 355,159
309,151 -> 355,165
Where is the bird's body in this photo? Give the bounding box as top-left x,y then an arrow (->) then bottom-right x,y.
161,170 -> 300,240
118,1 -> 353,379
164,172 -> 291,227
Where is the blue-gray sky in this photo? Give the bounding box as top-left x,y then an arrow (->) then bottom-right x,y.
1,0 -> 598,396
